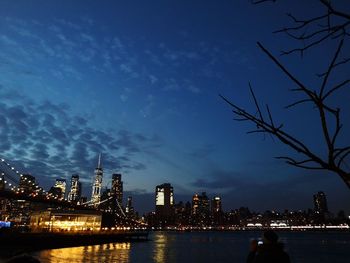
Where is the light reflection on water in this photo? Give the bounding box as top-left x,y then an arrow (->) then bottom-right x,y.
35,242 -> 131,263
33,231 -> 350,263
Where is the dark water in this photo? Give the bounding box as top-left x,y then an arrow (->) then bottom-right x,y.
32,231 -> 350,263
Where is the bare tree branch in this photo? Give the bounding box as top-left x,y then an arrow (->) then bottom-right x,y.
221,0 -> 350,188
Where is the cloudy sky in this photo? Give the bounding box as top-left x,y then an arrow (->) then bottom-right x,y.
0,0 -> 349,214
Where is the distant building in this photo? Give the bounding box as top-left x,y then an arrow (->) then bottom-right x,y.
54,179 -> 67,199
111,173 -> 123,206
192,192 -> 210,225
100,187 -> 112,212
211,196 -> 222,214
18,174 -> 36,194
68,174 -> 82,202
211,196 -> 223,225
91,154 -> 103,207
155,183 -> 174,225
125,196 -> 134,218
48,186 -> 62,199
313,191 -> 328,214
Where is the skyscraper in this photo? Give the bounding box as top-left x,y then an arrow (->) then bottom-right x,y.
192,192 -> 210,225
68,174 -> 82,202
313,191 -> 328,214
54,179 -> 66,199
211,196 -> 222,214
155,183 -> 174,224
211,196 -> 223,225
111,173 -> 123,206
125,196 -> 134,217
91,154 -> 103,207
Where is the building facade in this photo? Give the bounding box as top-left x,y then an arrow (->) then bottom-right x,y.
313,191 -> 328,214
155,183 -> 174,225
54,179 -> 67,199
91,154 -> 103,207
68,174 -> 82,203
111,173 -> 123,207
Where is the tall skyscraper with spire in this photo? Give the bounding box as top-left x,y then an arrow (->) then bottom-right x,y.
91,154 -> 103,207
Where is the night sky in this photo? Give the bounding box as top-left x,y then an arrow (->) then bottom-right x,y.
0,0 -> 349,214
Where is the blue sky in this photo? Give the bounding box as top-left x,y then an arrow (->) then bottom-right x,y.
0,0 -> 349,214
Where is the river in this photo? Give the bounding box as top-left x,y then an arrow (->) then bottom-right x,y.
32,231 -> 350,262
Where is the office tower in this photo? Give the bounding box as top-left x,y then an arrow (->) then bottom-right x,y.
125,196 -> 134,217
192,192 -> 210,225
68,174 -> 82,202
211,196 -> 223,225
111,173 -> 123,206
211,196 -> 222,214
91,154 -> 103,207
18,174 -> 36,194
54,179 -> 66,199
313,191 -> 328,214
155,183 -> 174,224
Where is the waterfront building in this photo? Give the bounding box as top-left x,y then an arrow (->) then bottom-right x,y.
30,210 -> 102,232
91,154 -> 103,207
68,174 -> 82,202
155,183 -> 174,225
54,178 -> 67,199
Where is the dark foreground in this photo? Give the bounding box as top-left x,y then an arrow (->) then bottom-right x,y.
26,231 -> 350,263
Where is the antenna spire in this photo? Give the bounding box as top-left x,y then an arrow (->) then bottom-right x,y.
98,153 -> 102,168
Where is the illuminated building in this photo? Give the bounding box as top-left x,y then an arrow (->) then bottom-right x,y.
18,174 -> 36,194
30,210 -> 102,232
192,192 -> 210,225
125,196 -> 134,217
211,196 -> 223,225
111,173 -> 123,208
313,191 -> 328,214
155,183 -> 174,225
8,199 -> 32,226
54,178 -> 67,199
211,196 -> 222,213
192,194 -> 200,215
68,174 -> 81,202
91,154 -> 103,207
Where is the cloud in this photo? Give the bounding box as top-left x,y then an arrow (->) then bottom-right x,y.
190,144 -> 215,159
0,89 -> 162,192
191,170 -> 244,190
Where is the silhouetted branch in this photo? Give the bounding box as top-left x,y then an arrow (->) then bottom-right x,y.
317,58 -> 350,77
285,98 -> 313,109
276,156 -> 324,170
252,0 -> 276,4
320,39 -> 344,96
221,0 -> 350,188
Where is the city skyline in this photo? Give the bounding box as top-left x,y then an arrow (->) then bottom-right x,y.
0,0 -> 349,214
